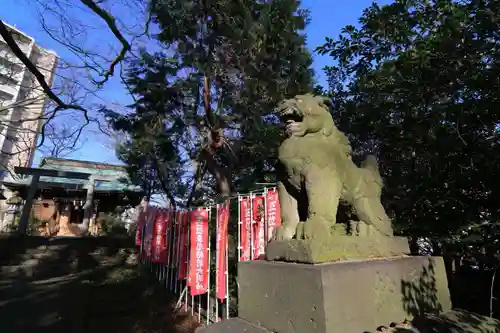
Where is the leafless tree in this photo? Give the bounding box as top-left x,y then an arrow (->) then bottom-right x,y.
38,120 -> 87,158
0,40 -> 97,175
0,0 -> 152,176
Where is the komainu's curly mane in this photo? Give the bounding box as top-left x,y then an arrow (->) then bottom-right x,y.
287,93 -> 352,157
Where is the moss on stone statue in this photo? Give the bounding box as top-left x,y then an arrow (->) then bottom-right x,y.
265,235 -> 410,264
266,93 -> 412,263
273,93 -> 396,243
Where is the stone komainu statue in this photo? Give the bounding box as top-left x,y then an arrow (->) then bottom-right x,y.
273,93 -> 394,242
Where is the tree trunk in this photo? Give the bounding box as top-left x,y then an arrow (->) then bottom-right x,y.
202,149 -> 232,199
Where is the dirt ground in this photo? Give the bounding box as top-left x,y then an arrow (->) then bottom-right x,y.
0,236 -> 200,333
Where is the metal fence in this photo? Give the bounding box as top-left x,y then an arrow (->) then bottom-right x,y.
137,186 -> 280,326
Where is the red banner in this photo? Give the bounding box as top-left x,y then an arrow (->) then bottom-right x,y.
188,208 -> 209,296
151,209 -> 168,263
265,188 -> 281,241
172,211 -> 181,268
165,209 -> 174,265
252,196 -> 265,260
239,197 -> 251,261
177,211 -> 190,280
135,208 -> 146,246
216,200 -> 230,300
143,207 -> 156,259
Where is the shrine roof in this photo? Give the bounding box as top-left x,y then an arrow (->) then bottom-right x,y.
2,157 -> 143,192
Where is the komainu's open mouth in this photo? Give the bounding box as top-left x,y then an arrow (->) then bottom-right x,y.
279,106 -> 303,125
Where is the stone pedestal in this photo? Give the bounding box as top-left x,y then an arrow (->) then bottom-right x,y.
196,318 -> 270,333
265,235 -> 411,264
238,256 -> 452,333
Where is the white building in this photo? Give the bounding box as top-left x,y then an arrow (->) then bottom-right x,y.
0,22 -> 58,178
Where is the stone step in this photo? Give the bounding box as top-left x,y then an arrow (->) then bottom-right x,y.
0,259 -> 40,279
17,251 -> 58,260
4,249 -> 64,266
196,318 -> 269,333
24,246 -> 49,254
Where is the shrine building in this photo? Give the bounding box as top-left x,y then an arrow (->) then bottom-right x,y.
0,157 -> 144,236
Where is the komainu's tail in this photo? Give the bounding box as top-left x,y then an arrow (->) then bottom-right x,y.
361,154 -> 383,188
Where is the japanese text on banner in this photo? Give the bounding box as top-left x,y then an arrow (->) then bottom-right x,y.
252,196 -> 265,260
265,188 -> 281,241
239,197 -> 251,261
151,210 -> 168,263
216,200 -> 230,300
188,208 -> 209,296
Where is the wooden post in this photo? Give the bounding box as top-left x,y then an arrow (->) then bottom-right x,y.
80,176 -> 95,233
18,174 -> 40,235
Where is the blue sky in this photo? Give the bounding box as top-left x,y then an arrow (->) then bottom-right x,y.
1,0 -> 389,166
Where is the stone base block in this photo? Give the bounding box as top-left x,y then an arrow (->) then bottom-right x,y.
265,235 -> 410,263
238,256 -> 451,333
196,311 -> 500,333
196,318 -> 270,333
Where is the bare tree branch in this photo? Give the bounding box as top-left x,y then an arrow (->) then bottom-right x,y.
39,120 -> 86,157
0,0 -> 151,182
0,20 -> 89,117
78,0 -> 131,86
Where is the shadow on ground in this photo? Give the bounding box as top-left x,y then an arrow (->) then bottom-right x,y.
0,235 -> 200,333
397,259 -> 500,333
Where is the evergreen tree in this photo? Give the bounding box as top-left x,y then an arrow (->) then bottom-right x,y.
317,0 -> 500,244
107,0 -> 315,206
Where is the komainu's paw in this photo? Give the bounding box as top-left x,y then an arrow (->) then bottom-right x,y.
295,222 -> 305,239
303,217 -> 331,241
272,225 -> 296,241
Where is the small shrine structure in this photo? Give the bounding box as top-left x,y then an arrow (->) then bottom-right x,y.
1,157 -> 144,236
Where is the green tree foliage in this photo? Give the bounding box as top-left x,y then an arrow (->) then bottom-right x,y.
107,0 -> 314,206
110,56 -> 187,207
317,0 -> 500,241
